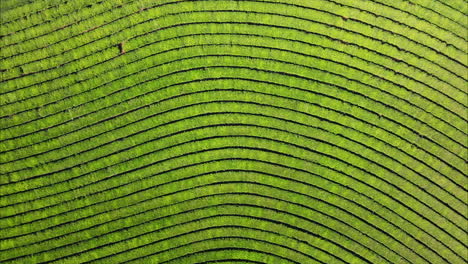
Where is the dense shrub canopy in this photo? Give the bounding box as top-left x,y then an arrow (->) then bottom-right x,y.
0,0 -> 466,263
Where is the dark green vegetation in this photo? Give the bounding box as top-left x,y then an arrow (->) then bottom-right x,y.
0,0 -> 467,263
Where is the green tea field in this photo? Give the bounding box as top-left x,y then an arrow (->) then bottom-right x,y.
0,0 -> 467,263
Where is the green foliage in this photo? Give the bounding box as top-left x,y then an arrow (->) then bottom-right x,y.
0,0 -> 466,263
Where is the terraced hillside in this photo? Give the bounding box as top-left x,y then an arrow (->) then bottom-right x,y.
1,0 -> 467,263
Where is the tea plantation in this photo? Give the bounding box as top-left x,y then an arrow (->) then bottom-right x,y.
0,0 -> 467,263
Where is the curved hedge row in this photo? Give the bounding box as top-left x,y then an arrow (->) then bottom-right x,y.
0,0 -> 466,263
